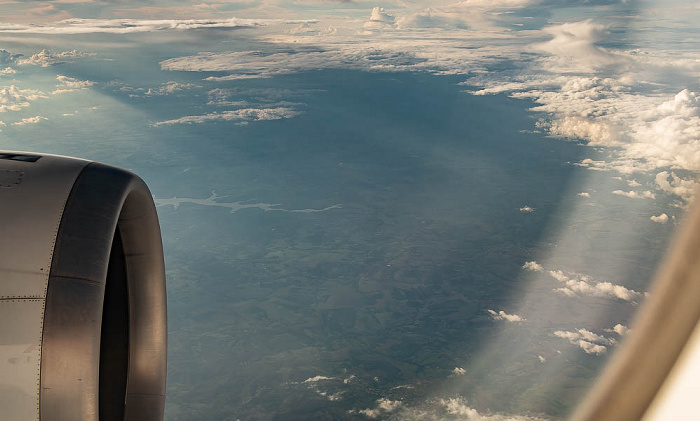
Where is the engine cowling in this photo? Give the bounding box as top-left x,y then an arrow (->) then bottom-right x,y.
0,152 -> 167,421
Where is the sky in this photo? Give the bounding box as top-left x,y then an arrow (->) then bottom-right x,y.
0,0 -> 698,419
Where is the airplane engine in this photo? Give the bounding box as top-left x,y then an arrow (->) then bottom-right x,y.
0,152 -> 167,420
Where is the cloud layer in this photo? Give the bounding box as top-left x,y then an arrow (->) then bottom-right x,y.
0,18 -> 288,34
156,13 -> 700,206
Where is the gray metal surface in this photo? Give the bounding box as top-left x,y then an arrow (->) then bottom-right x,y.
0,151 -> 166,421
0,152 -> 88,420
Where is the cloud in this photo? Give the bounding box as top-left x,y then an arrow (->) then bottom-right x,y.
519,205 -> 535,212
0,49 -> 21,65
522,261 -> 544,272
52,75 -> 95,94
465,22 -> 700,180
0,18 -> 291,35
352,395 -> 549,420
354,398 -> 402,419
12,115 -> 47,126
303,375 -> 335,383
578,192 -> 590,197
605,323 -> 629,336
655,171 -> 697,203
533,20 -> 628,73
161,47 -> 427,79
0,67 -> 16,75
16,50 -> 94,67
395,8 -> 470,30
437,397 -> 546,420
554,328 -> 616,355
623,90 -> 700,173
612,190 -> 655,199
549,270 -> 643,302
540,115 -> 618,146
153,10 -> 700,190
288,23 -> 336,36
362,7 -> 396,32
452,367 -> 466,375
206,87 -> 321,105
153,107 -> 301,126
487,309 -> 526,322
154,191 -> 341,214
650,213 -> 669,224
0,85 -> 47,112
116,80 -> 201,97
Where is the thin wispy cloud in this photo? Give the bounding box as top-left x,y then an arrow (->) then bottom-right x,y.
0,18 -> 309,35
152,107 -> 301,126
114,81 -> 201,98
154,191 -> 341,214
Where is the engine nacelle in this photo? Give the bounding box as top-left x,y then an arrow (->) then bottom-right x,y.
0,152 -> 167,420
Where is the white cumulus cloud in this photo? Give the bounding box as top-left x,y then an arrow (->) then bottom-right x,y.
554,328 -> 615,355
612,190 -> 655,199
605,323 -> 630,336
355,398 -> 402,419
651,213 -> 669,224
12,115 -> 47,126
439,397 -> 546,420
0,85 -> 46,112
362,7 -> 396,32
0,18 -> 294,35
522,261 -> 544,272
52,75 -> 95,94
549,270 -> 643,302
533,20 -> 628,73
655,171 -> 697,203
487,309 -> 526,322
17,50 -> 94,67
